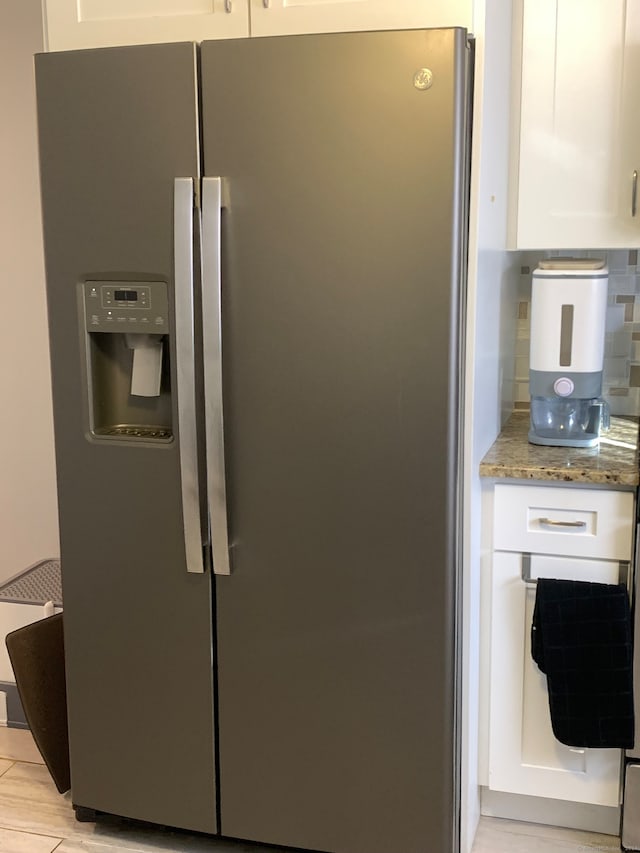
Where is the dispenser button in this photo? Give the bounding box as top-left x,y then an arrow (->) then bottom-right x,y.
554,377 -> 575,397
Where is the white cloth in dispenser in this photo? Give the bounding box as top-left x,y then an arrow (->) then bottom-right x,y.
125,333 -> 164,397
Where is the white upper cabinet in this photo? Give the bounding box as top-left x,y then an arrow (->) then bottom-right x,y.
43,0 -> 250,51
43,0 -> 473,51
510,0 -> 640,249
249,0 -> 472,38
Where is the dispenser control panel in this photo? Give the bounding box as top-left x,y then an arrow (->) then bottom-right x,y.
83,281 -> 170,334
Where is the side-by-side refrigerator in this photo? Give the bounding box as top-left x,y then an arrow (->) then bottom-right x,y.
35,29 -> 472,853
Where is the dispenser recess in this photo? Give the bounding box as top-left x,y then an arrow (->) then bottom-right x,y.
83,280 -> 173,441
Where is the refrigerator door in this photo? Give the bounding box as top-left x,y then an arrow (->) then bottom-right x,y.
36,44 -> 217,832
201,29 -> 470,853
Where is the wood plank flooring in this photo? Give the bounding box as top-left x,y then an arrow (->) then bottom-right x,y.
0,728 -> 623,852
471,817 -> 620,852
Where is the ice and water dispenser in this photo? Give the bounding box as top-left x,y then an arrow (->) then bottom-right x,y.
528,259 -> 609,448
82,281 -> 173,441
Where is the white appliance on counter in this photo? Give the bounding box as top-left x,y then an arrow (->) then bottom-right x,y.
529,258 -> 609,448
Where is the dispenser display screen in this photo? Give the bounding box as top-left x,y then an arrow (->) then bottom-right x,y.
85,281 -> 168,335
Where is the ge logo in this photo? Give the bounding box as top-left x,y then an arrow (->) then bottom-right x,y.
413,68 -> 434,90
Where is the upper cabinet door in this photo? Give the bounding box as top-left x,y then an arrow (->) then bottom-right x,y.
249,0 -> 472,37
43,0 -> 472,50
511,0 -> 640,249
44,0 -> 249,51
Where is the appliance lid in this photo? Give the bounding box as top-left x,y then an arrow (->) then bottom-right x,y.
538,257 -> 606,271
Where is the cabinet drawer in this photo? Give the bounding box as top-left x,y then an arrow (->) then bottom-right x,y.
493,484 -> 634,560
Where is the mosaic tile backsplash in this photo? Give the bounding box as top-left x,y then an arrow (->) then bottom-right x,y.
514,250 -> 640,417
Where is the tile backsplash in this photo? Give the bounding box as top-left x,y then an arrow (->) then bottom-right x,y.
514,250 -> 640,417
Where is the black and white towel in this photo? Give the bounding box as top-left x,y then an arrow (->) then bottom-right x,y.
531,577 -> 634,749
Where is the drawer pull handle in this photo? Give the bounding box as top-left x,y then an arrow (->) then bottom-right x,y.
538,517 -> 587,529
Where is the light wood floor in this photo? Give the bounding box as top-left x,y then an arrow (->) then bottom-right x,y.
0,727 -> 623,852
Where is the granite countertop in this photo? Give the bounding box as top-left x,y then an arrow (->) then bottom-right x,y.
479,411 -> 640,486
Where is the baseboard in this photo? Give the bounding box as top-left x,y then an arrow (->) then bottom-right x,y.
481,787 -> 621,836
0,682 -> 28,729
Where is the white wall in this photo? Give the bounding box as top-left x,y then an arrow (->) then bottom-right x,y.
461,0 -> 521,849
0,0 -> 59,581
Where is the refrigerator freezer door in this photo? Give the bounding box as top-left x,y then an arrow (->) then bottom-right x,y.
201,28 -> 470,853
36,44 -> 217,832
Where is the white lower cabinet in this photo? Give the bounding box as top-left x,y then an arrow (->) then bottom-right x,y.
487,484 -> 635,808
489,550 -> 623,805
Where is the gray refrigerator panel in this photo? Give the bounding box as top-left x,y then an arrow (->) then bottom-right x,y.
201,29 -> 470,853
35,44 -> 217,833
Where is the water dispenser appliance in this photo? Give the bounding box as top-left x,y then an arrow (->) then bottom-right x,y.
529,259 -> 609,448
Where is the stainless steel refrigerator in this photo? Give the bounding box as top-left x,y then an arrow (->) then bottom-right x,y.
35,29 -> 472,853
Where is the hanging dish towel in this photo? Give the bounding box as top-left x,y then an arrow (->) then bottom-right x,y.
531,577 -> 634,749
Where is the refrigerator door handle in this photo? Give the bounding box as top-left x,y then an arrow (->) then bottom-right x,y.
202,177 -> 232,576
174,177 -> 205,575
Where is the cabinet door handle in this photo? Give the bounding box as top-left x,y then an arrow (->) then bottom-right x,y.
538,517 -> 587,529
263,0 -> 270,7
225,0 -> 232,11
633,170 -> 638,217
